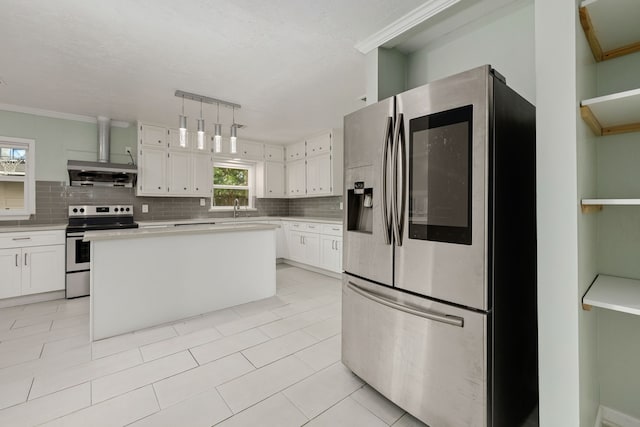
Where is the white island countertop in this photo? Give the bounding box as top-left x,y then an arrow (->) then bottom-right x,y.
84,222 -> 279,242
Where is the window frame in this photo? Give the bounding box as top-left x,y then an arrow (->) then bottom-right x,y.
210,160 -> 256,210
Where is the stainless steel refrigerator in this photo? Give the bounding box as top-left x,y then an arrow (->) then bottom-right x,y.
342,65 -> 538,427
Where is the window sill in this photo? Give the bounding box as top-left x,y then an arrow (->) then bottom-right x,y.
208,207 -> 258,212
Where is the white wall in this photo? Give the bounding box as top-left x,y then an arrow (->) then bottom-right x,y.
406,0 -> 535,104
535,0 -> 581,426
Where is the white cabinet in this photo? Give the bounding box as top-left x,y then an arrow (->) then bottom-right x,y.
137,122 -> 214,198
287,159 -> 306,197
284,129 -> 343,198
0,248 -> 22,298
264,145 -> 284,161
306,154 -> 332,195
283,221 -> 342,273
257,161 -> 285,198
0,230 -> 65,299
168,150 -> 191,194
238,140 -> 264,160
192,153 -> 213,195
270,221 -> 288,259
320,235 -> 342,273
0,136 -> 35,221
140,124 -> 166,147
138,146 -> 167,194
286,141 -> 306,161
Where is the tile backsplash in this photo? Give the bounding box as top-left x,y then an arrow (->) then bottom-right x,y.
1,181 -> 342,226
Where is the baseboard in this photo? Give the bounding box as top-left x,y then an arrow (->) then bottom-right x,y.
281,259 -> 342,279
0,290 -> 66,308
597,405 -> 640,427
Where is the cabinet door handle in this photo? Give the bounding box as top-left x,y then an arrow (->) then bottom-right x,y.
12,237 -> 31,241
24,253 -> 28,266
15,254 -> 19,267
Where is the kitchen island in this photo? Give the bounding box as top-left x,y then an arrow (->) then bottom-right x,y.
85,222 -> 278,341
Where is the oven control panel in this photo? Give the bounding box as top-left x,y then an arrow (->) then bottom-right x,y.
68,205 -> 134,217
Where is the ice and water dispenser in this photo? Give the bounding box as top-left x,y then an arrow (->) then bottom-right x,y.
347,181 -> 373,233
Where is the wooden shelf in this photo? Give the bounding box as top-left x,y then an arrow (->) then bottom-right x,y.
579,0 -> 640,62
583,274 -> 640,316
580,88 -> 640,136
581,199 -> 640,213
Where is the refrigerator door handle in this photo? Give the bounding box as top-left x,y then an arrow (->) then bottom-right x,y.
391,113 -> 406,246
347,281 -> 464,328
381,116 -> 393,245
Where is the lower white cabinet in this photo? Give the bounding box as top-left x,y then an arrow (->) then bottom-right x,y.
0,230 -> 65,299
284,221 -> 342,273
320,235 -> 342,273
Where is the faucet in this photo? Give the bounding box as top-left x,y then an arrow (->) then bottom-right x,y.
233,198 -> 240,219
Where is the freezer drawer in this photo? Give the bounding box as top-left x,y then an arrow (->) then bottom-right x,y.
342,274 -> 488,427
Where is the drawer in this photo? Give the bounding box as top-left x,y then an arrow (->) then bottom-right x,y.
287,221 -> 307,232
0,230 -> 65,248
304,223 -> 321,233
321,223 -> 342,236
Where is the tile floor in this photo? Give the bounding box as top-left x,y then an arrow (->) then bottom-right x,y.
0,264 -> 428,427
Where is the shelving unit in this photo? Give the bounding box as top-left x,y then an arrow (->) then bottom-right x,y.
579,0 -> 640,62
582,275 -> 640,316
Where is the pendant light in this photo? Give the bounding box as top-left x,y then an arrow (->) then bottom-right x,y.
214,102 -> 222,153
230,106 -> 238,154
179,94 -> 187,148
197,99 -> 205,150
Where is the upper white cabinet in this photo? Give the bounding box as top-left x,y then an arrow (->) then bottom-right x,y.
0,136 -> 35,221
284,129 -> 343,198
137,122 -> 213,197
264,145 -> 284,161
286,141 -> 306,161
238,140 -> 264,160
256,161 -> 286,198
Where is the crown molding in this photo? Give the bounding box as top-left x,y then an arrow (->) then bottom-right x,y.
0,103 -> 130,128
355,0 -> 462,54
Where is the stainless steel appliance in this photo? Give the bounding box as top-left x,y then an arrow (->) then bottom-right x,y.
342,65 -> 538,427
66,204 -> 138,298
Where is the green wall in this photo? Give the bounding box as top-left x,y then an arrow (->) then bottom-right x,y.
594,51 -> 640,419
406,1 -> 535,104
0,110 -> 137,182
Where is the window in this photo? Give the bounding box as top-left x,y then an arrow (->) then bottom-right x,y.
212,161 -> 254,208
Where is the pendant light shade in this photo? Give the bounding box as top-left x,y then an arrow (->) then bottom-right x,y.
196,100 -> 205,150
214,103 -> 222,153
230,124 -> 238,154
214,123 -> 222,153
230,106 -> 238,154
179,95 -> 187,148
197,118 -> 205,150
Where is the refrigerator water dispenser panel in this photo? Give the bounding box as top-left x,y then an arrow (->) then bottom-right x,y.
348,181 -> 373,234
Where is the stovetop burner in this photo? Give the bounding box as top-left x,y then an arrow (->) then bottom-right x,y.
67,204 -> 137,234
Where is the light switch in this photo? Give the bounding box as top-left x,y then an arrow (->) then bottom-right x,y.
142,204 -> 149,213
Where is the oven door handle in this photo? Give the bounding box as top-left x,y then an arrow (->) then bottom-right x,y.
347,281 -> 464,327
66,233 -> 86,238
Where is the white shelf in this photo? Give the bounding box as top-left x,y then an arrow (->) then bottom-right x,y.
581,198 -> 640,213
583,274 -> 640,316
579,0 -> 640,61
580,88 -> 640,136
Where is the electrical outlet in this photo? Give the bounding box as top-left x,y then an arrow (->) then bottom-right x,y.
200,199 -> 205,207
125,147 -> 133,155
340,202 -> 344,210
142,204 -> 149,213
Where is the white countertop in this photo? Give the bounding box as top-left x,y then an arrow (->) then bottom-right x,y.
0,224 -> 67,233
84,222 -> 280,242
136,216 -> 343,227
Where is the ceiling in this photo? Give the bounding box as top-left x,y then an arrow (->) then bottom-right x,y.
0,0 -> 428,144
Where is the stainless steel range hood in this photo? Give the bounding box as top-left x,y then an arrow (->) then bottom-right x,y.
67,117 -> 137,187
